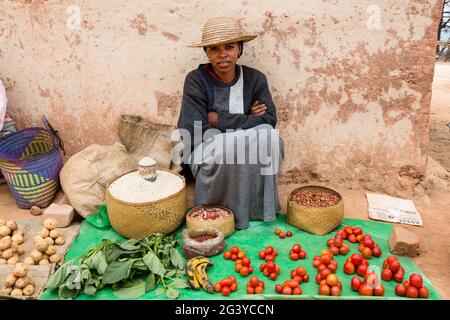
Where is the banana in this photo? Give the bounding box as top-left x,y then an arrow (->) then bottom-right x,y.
186,256 -> 211,290
195,261 -> 214,294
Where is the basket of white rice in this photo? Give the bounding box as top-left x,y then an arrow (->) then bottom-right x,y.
106,168 -> 187,239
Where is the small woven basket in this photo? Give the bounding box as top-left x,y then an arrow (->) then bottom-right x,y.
186,205 -> 235,238
287,185 -> 344,235
106,169 -> 187,239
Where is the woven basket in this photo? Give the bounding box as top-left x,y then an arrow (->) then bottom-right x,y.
0,116 -> 64,209
287,185 -> 344,235
106,169 -> 187,239
186,205 -> 235,238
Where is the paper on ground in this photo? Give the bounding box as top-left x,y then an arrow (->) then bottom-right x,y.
366,193 -> 423,226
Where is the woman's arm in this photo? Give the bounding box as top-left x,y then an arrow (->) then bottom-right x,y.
214,73 -> 277,131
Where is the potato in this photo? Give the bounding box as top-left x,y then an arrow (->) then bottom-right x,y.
0,258 -> 6,264
10,288 -> 23,296
49,229 -> 60,239
45,245 -> 56,256
1,248 -> 14,259
0,238 -> 11,250
11,234 -> 23,245
5,274 -> 17,288
39,227 -> 50,238
0,219 -> 5,226
12,229 -> 24,237
30,250 -> 43,263
39,259 -> 49,265
42,254 -> 49,260
0,225 -> 11,237
6,220 -> 17,232
43,218 -> 57,230
55,235 -> 65,245
34,235 -> 44,242
16,245 -> 25,256
35,239 -> 49,253
14,277 -> 29,289
7,254 -> 20,264
23,284 -> 34,296
45,237 -> 54,246
13,263 -> 29,278
24,257 -> 35,265
49,254 -> 61,264
0,287 -> 13,295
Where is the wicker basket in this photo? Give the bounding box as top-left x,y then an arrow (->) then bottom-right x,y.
105,169 -> 187,239
186,205 -> 235,238
287,185 -> 344,235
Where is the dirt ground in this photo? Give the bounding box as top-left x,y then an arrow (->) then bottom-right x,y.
0,63 -> 449,299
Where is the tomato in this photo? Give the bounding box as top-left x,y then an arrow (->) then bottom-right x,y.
275,264 -> 280,274
356,264 -> 368,277
282,286 -> 292,295
364,272 -> 378,287
381,269 -> 392,281
229,276 -> 237,283
214,283 -> 222,293
353,227 -> 363,236
334,236 -> 343,247
351,276 -> 362,291
258,281 -> 264,288
230,282 -> 237,292
317,264 -> 327,272
249,276 -> 259,288
403,281 -> 410,288
395,284 -> 406,296
330,246 -> 340,256
291,270 -> 297,278
230,246 -> 239,254
249,267 -> 253,274
419,286 -> 429,299
362,259 -> 369,267
266,261 -> 276,272
327,263 -> 337,274
374,285 -> 385,296
303,274 -> 309,282
320,254 -> 331,265
393,270 -> 404,283
265,246 -> 273,255
358,283 -> 373,296
279,232 -> 286,239
260,263 -> 266,271
409,274 -> 423,289
274,228 -> 281,235
292,287 -> 302,295
286,231 -> 293,237
327,239 -> 335,247
344,226 -> 353,235
240,267 -> 250,277
326,274 -> 338,287
224,251 -> 232,260
406,286 -> 419,298
285,280 -> 299,289
263,267 -> 270,277
255,286 -> 264,294
313,259 -> 321,268
339,246 -> 349,255
293,275 -> 303,283
292,244 -> 302,253
247,286 -> 255,294
386,256 -> 398,265
315,273 -> 322,284
348,234 -> 357,243
356,235 -> 363,242
273,249 -> 278,256
231,254 -> 237,261
330,286 -> 341,296
235,263 -> 242,272
372,246 -> 382,257
361,247 -> 372,259
275,284 -> 283,294
269,272 -> 277,281
238,251 -> 246,259
258,251 -> 266,259
296,266 -> 306,276
290,253 -> 299,260
363,238 -> 374,249
299,251 -> 307,259
265,255 -> 274,262
220,278 -> 232,287
319,284 -> 330,296
221,286 -> 231,296
344,262 -> 355,275
242,257 -> 250,267
320,268 -> 331,279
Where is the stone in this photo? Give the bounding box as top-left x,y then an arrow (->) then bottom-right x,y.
43,203 -> 74,228
389,224 -> 420,257
30,206 -> 42,216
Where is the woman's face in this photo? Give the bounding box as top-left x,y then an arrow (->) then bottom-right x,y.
206,42 -> 240,75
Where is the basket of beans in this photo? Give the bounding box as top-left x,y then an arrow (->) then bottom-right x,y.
287,185 -> 344,235
186,206 -> 235,238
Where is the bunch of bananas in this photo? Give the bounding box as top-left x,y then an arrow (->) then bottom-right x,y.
186,256 -> 214,293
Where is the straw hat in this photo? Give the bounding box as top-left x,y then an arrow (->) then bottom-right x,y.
189,17 -> 257,48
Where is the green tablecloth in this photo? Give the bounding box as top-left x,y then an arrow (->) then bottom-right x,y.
39,209 -> 440,300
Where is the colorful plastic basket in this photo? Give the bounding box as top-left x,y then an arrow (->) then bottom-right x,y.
0,116 -> 64,209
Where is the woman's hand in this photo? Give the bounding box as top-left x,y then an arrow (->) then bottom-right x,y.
208,111 -> 218,128
250,100 -> 267,116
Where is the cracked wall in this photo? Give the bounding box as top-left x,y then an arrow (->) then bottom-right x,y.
0,0 -> 443,194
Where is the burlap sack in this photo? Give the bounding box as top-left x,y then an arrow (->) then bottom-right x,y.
60,141 -> 137,217
117,115 -> 182,172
